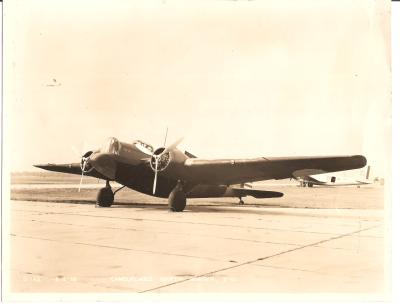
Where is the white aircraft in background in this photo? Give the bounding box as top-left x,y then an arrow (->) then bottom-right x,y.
296,166 -> 372,187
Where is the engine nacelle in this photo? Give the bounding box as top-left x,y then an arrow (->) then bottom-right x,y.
150,147 -> 188,178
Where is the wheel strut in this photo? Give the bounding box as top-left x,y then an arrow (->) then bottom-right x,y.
96,180 -> 125,207
113,185 -> 126,195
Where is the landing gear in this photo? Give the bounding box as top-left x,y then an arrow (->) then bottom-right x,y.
168,181 -> 186,212
97,186 -> 114,207
238,197 -> 244,205
96,181 -> 126,207
300,181 -> 313,187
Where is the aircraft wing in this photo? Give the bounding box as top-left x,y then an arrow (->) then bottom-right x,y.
34,163 -> 109,180
182,155 -> 366,185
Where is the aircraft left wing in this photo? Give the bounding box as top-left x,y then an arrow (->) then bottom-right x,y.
181,155 -> 366,185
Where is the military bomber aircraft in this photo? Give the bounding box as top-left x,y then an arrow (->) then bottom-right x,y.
35,136 -> 367,211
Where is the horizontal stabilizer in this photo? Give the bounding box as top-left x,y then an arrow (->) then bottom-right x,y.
232,187 -> 283,198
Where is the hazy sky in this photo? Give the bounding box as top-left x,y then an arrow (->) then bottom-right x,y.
5,0 -> 391,177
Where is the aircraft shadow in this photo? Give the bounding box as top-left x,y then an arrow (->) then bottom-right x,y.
13,197 -> 336,217
106,202 -> 319,217
111,203 -> 347,219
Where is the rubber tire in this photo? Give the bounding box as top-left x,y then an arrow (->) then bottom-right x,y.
307,182 -> 314,187
168,190 -> 186,212
97,187 -> 114,207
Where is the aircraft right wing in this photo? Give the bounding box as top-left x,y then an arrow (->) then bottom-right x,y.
34,163 -> 109,180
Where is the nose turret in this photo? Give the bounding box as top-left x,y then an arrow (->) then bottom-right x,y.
100,137 -> 121,155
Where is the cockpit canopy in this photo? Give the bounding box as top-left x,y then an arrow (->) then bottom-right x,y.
133,140 -> 154,155
100,137 -> 154,156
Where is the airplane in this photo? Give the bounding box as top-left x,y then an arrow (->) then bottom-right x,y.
295,166 -> 372,187
34,135 -> 367,212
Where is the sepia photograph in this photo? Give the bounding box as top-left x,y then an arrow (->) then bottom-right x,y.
2,0 -> 393,302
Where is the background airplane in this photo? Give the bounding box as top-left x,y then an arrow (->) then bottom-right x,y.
295,166 -> 372,187
34,135 -> 367,212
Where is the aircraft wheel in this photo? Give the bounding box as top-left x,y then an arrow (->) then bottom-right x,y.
238,199 -> 244,205
97,187 -> 114,207
168,189 -> 186,212
307,182 -> 313,187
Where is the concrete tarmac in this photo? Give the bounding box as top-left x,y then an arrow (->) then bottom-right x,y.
7,199 -> 387,296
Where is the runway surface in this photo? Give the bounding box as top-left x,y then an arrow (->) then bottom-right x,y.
8,198 -> 387,296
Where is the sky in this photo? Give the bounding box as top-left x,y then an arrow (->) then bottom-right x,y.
5,0 -> 391,178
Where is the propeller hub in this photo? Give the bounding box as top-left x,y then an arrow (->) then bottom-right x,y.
81,151 -> 94,173
150,148 -> 171,172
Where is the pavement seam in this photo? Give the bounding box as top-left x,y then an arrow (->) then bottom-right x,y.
11,208 -> 375,236
138,224 -> 381,293
250,264 -> 327,275
15,217 -> 378,255
10,233 -> 224,262
22,218 -> 302,247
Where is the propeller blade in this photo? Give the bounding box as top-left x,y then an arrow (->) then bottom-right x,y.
153,171 -> 158,195
74,140 -> 90,192
152,157 -> 159,194
71,140 -> 89,157
78,158 -> 87,192
78,171 -> 84,192
71,145 -> 80,157
166,137 -> 184,151
78,159 -> 86,192
163,127 -> 169,147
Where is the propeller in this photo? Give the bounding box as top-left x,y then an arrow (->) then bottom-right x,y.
78,154 -> 91,192
71,140 -> 88,159
151,128 -> 183,195
71,141 -> 93,192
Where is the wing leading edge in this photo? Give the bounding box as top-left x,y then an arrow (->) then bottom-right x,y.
182,155 -> 367,185
34,163 -> 109,180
